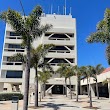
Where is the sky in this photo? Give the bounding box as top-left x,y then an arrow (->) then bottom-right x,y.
0,0 -> 110,68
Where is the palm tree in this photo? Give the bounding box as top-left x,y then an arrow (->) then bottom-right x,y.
56,64 -> 68,97
0,6 -> 52,110
30,44 -> 54,107
72,65 -> 81,102
56,64 -> 74,99
86,66 -> 95,108
91,64 -> 104,99
86,8 -> 110,65
80,66 -> 89,97
38,70 -> 52,100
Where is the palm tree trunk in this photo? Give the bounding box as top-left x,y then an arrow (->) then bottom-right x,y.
23,39 -> 30,110
35,68 -> 38,107
40,83 -> 42,102
89,77 -> 92,107
96,76 -> 99,99
87,77 -> 89,97
69,77 -> 72,99
65,78 -> 67,97
41,84 -> 44,99
44,83 -> 46,97
76,75 -> 79,102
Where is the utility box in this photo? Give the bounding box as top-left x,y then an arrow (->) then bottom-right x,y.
12,96 -> 19,110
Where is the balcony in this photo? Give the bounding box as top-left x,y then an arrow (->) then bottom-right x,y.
0,78 -> 23,83
43,37 -> 75,46
46,50 -> 75,58
3,48 -> 25,56
2,64 -> 23,71
5,37 -> 22,44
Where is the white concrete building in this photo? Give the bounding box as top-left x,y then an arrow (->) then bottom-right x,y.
0,14 -> 77,95
81,67 -> 110,98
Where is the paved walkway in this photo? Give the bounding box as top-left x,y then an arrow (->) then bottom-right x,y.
0,95 -> 110,110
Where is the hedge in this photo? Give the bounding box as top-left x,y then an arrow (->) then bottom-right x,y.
0,93 -> 23,101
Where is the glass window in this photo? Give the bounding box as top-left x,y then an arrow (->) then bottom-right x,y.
6,71 -> 23,78
10,32 -> 20,36
8,44 -> 24,49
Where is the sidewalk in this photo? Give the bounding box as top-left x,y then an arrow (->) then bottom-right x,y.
0,95 -> 110,110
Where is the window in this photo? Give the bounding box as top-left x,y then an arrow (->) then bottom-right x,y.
51,58 -> 67,63
50,34 -> 68,39
45,33 -> 52,36
10,32 -> 20,36
8,44 -> 24,49
67,46 -> 74,50
50,46 -> 68,50
67,58 -> 74,63
6,71 -> 23,78
67,34 -> 74,37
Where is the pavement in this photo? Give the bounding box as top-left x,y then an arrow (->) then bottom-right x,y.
0,95 -> 110,110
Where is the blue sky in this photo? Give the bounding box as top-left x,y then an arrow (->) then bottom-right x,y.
0,0 -> 110,68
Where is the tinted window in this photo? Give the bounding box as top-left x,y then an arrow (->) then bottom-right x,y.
10,32 -> 20,36
6,71 -> 22,78
8,44 -> 24,49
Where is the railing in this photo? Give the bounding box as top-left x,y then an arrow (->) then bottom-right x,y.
50,63 -> 70,66
49,38 -> 70,40
4,48 -> 25,52
6,36 -> 22,39
2,61 -> 22,65
48,50 -> 70,53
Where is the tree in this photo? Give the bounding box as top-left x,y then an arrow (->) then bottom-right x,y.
86,8 -> 110,65
91,64 -> 104,99
0,6 -> 52,110
38,70 -> 52,100
9,44 -> 54,107
30,44 -> 54,107
80,66 -> 89,97
86,66 -> 94,108
56,64 -> 68,97
72,65 -> 82,102
56,64 -> 74,99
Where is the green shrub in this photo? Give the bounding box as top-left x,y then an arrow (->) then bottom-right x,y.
0,93 -> 23,101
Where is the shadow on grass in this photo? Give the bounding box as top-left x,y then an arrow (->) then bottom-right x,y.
42,103 -> 79,110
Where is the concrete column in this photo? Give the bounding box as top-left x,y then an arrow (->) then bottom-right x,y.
91,84 -> 95,97
80,86 -> 83,95
107,78 -> 110,100
0,83 -> 4,92
8,83 -> 13,92
21,70 -> 25,94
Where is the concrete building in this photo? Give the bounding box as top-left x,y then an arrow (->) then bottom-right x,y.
81,67 -> 110,99
0,14 -> 77,95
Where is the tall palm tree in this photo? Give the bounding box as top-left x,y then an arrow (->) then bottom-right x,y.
91,64 -> 104,99
56,64 -> 68,97
80,66 -> 89,97
72,65 -> 81,102
86,8 -> 110,65
0,6 -> 52,110
30,44 -> 54,107
86,66 -> 94,108
56,64 -> 74,99
66,66 -> 74,99
9,44 -> 54,107
38,70 -> 52,100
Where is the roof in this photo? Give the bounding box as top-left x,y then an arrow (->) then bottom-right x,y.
102,67 -> 110,74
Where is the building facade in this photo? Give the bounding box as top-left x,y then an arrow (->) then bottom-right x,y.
0,14 -> 77,95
